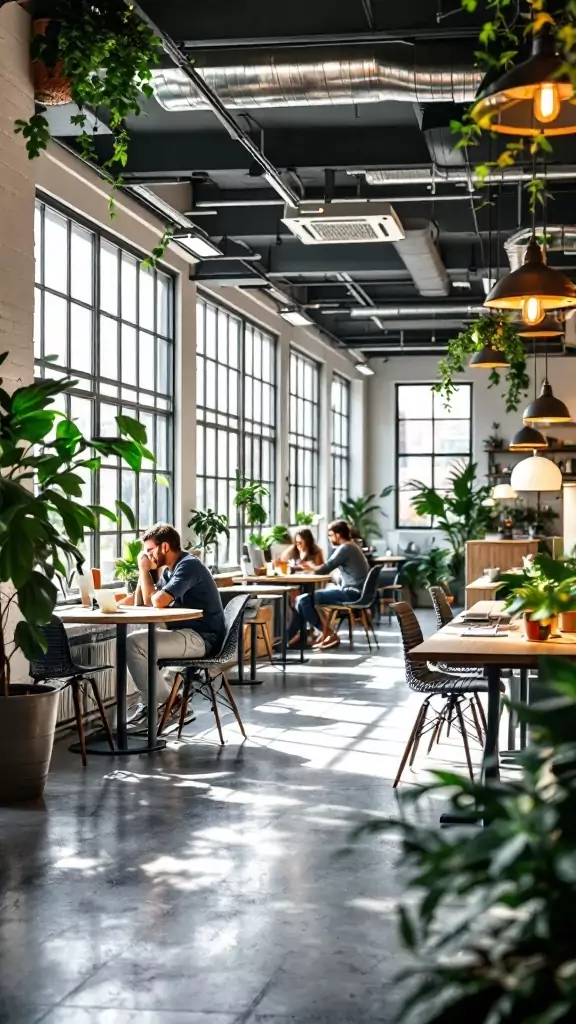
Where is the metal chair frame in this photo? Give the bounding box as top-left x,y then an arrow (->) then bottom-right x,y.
322,565 -> 382,651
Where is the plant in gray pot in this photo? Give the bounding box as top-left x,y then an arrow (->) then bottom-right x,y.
0,355 -> 151,803
114,536 -> 141,594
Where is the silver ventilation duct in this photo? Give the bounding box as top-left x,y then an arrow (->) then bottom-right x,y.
505,226 -> 576,271
151,59 -> 481,111
393,220 -> 449,297
355,166 -> 576,186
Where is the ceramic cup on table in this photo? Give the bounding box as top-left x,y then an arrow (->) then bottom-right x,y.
484,567 -> 500,582
94,590 -> 119,614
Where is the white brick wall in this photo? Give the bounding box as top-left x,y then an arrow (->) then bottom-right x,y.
0,2 -> 35,392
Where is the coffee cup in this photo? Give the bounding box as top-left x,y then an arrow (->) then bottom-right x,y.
94,589 -> 118,613
484,567 -> 500,582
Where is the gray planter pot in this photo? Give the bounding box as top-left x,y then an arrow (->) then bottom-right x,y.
0,684 -> 60,803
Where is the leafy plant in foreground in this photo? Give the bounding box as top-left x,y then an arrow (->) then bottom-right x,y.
340,487 -> 394,542
0,353 -> 152,696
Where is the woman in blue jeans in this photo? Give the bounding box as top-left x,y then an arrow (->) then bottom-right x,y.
288,520 -> 370,651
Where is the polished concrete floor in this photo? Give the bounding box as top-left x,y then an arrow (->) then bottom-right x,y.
0,612 -> 482,1024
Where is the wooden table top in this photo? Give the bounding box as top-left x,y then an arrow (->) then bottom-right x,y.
409,600 -> 576,668
220,585 -> 285,598
56,606 -> 203,626
371,555 -> 406,564
466,577 -> 502,591
233,574 -> 333,585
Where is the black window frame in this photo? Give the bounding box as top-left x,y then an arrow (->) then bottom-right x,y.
195,292 -> 277,565
395,382 -> 473,530
331,373 -> 351,518
289,348 -> 321,525
33,195 -> 175,578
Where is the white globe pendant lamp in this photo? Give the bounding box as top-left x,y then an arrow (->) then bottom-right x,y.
510,452 -> 562,492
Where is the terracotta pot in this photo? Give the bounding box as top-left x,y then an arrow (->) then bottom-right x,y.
0,684 -> 60,803
524,613 -> 553,642
559,611 -> 576,633
32,19 -> 72,106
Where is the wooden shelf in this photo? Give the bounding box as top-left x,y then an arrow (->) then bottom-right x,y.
486,445 -> 576,454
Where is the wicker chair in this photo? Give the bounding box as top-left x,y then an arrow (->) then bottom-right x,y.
428,585 -> 454,629
323,565 -> 382,651
157,595 -> 250,742
29,617 -> 115,766
391,601 -> 491,787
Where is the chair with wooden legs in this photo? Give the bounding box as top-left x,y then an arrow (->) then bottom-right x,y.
245,609 -> 274,665
29,618 -> 115,766
157,595 -> 250,743
322,565 -> 382,651
391,601 -> 493,787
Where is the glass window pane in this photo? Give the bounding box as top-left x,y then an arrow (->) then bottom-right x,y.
34,203 -> 42,284
434,386 -> 470,419
139,472 -> 154,527
99,533 -> 118,579
157,273 -> 170,336
100,241 -> 118,315
44,208 -> 68,294
122,472 -> 136,522
196,301 -> 205,354
100,403 -> 119,436
69,395 -> 92,443
398,490 -> 430,529
70,303 -> 92,374
229,319 -> 239,368
196,424 -> 204,476
139,331 -> 154,389
205,304 -> 216,357
70,224 -> 93,304
398,385 -> 433,420
157,338 -> 169,394
34,288 -> 42,358
398,419 -> 432,455
156,416 -> 168,470
434,419 -> 470,454
398,455 -> 432,492
121,324 -> 137,386
44,292 -> 67,364
100,316 -> 118,379
217,311 -> 228,363
121,253 -> 137,324
139,266 -> 155,330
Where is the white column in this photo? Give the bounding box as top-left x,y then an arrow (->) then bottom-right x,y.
318,364 -> 332,548
349,377 -> 367,500
276,325 -> 291,524
174,278 -> 197,540
563,484 -> 576,555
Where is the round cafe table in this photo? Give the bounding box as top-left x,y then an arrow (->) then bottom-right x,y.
232,574 -> 333,664
56,606 -> 203,755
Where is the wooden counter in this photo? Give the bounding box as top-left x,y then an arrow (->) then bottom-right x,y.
465,539 -> 539,605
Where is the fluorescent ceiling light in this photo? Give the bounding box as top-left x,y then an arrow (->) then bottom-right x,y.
279,308 -> 312,327
356,363 -> 375,376
263,171 -> 299,209
452,280 -> 472,290
178,235 -> 222,259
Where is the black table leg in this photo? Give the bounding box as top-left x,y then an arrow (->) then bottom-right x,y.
147,622 -> 158,750
116,622 -> 128,751
482,664 -> 501,783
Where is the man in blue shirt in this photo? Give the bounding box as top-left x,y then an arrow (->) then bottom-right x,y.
125,522 -> 225,711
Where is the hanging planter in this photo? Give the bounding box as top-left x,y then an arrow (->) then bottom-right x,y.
31,17 -> 72,105
433,316 -> 530,413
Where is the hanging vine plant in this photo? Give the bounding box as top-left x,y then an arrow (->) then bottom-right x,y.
433,317 -> 530,412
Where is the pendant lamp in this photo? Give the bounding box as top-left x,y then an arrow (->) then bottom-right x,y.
516,315 -> 564,338
511,452 -> 562,492
484,236 -> 576,321
471,29 -> 576,137
510,341 -> 548,449
469,345 -> 509,369
523,343 -> 571,423
492,483 -> 517,500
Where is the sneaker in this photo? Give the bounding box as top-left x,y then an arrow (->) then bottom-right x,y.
127,702 -> 148,725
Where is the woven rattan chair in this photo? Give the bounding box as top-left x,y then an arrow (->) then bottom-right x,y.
157,595 -> 250,742
391,601 -> 491,787
29,617 -> 115,766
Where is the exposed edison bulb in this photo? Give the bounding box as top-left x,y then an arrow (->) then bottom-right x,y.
534,82 -> 561,124
523,295 -> 545,325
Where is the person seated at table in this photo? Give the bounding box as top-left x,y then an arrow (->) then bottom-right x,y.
280,528 -> 324,571
288,519 -> 369,650
122,522 -> 225,720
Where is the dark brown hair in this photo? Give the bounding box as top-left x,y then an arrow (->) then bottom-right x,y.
287,528 -> 321,562
328,519 -> 352,541
141,522 -> 181,550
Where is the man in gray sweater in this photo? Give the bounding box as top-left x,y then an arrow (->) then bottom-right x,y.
290,519 -> 369,650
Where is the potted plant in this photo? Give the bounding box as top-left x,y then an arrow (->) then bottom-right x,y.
234,474 -> 270,553
483,421 -> 503,450
187,508 -> 230,568
0,353 -> 151,802
500,554 -> 576,641
400,547 -> 454,608
357,658 -> 576,1024
114,536 -> 141,594
409,461 -> 493,601
340,488 -> 394,546
434,316 -> 529,413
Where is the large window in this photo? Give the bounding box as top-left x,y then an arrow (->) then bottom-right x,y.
331,374 -> 350,517
396,384 -> 472,528
34,199 -> 174,578
196,296 -> 276,564
289,350 -> 320,523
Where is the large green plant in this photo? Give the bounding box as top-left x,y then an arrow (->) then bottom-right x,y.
0,355 -> 151,697
358,657 -> 576,1024
401,547 -> 454,592
187,508 -> 230,560
340,487 -> 394,542
434,318 -> 529,413
234,474 -> 269,527
499,552 -> 576,619
114,537 -> 141,586
409,462 -> 493,577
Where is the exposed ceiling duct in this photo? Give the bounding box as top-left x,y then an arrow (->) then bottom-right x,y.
505,226 -> 576,271
354,166 -> 576,186
393,220 -> 449,297
151,58 -> 481,111
348,304 -> 484,317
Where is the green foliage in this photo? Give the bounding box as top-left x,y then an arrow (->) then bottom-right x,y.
401,548 -> 454,591
295,511 -> 318,526
434,317 -> 529,414
357,657 -> 576,1024
234,474 -> 269,527
0,354 -> 152,695
248,533 -> 269,551
499,552 -> 576,620
340,487 -> 394,541
409,462 -> 493,577
187,508 -> 230,555
265,524 -> 291,546
114,537 -> 142,585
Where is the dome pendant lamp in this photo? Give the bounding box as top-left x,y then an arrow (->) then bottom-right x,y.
484,235 -> 576,319
469,345 -> 510,369
471,28 -> 576,137
523,342 -> 571,424
511,452 -> 562,492
510,342 -> 548,450
516,314 -> 564,338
